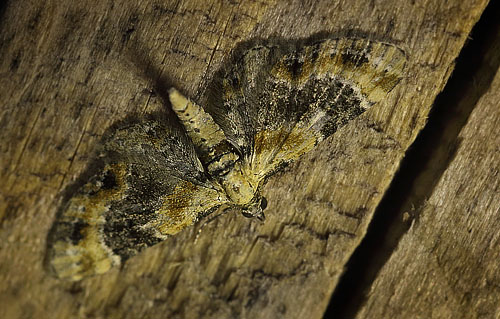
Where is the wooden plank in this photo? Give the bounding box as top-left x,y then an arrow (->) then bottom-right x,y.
355,17 -> 500,319
0,0 -> 488,318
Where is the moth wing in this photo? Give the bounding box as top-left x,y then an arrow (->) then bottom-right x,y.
47,118 -> 227,280
207,38 -> 406,177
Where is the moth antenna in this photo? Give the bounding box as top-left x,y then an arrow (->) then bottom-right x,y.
194,207 -> 232,243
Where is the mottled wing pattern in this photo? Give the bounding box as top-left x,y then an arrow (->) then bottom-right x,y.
210,38 -> 406,178
47,37 -> 406,281
47,119 -> 227,281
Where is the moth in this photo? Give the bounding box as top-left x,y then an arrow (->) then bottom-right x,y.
47,37 -> 406,280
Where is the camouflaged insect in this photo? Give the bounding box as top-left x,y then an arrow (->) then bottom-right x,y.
47,37 -> 406,280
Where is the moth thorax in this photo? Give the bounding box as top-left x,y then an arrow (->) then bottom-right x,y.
221,163 -> 260,206
207,151 -> 239,176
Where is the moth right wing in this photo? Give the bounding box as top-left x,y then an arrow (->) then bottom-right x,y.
206,38 -> 406,179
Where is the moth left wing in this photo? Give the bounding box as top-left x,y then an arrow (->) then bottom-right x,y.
47,118 -> 228,281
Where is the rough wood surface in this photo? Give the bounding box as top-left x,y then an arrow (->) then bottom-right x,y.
0,0 -> 489,318
355,24 -> 500,319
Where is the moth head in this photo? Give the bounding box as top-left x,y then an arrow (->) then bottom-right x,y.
241,196 -> 267,221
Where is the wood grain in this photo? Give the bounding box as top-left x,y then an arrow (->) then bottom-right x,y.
0,0 -> 489,318
355,20 -> 500,319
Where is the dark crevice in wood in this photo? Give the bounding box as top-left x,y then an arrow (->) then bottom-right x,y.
0,2 -> 10,28
324,1 -> 500,318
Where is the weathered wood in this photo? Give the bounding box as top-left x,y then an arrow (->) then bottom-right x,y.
355,22 -> 500,319
0,0 -> 488,318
